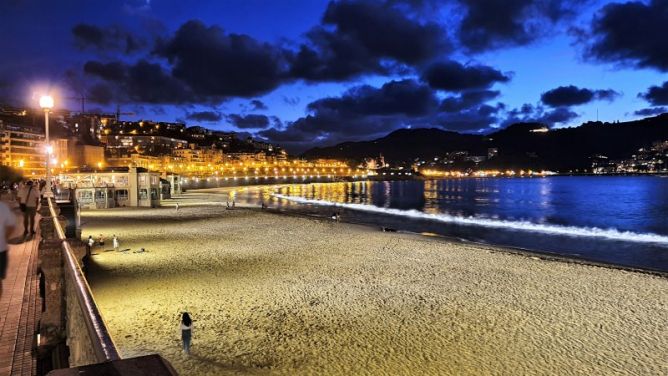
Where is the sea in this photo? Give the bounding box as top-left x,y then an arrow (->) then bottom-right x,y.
228,176 -> 668,273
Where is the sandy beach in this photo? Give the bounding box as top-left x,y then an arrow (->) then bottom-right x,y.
82,195 -> 668,375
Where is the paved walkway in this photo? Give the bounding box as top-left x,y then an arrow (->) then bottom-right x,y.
0,202 -> 42,376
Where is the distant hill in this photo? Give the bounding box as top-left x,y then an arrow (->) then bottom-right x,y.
302,113 -> 668,172
303,128 -> 484,162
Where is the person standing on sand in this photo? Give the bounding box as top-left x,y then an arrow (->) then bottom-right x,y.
180,312 -> 193,354
113,235 -> 119,251
86,235 -> 94,254
175,202 -> 179,211
1,201 -> 17,299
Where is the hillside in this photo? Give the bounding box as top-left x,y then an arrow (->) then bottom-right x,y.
302,114 -> 668,171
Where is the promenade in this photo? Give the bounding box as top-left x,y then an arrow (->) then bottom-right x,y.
0,200 -> 41,376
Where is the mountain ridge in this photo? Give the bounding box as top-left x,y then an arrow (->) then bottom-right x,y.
302,114 -> 668,172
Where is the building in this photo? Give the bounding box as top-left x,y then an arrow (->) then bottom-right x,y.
0,121 -> 46,176
56,166 -> 161,209
105,134 -> 188,157
172,144 -> 225,164
107,153 -> 165,171
51,137 -> 105,171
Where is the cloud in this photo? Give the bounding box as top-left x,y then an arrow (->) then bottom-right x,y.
456,0 -> 585,52
440,90 -> 500,112
72,24 -> 146,53
634,107 -> 666,117
154,20 -> 289,98
186,111 -> 222,122
437,103 -> 504,132
250,99 -> 268,111
227,114 -> 271,129
282,96 -> 301,106
422,60 -> 510,91
540,106 -> 579,124
585,0 -> 668,71
638,81 -> 668,106
84,61 -> 126,81
83,59 -> 196,104
541,85 -> 619,107
321,0 -> 448,64
258,79 -> 500,152
504,103 -> 579,127
306,79 -> 439,119
289,0 -> 449,81
259,79 -> 439,150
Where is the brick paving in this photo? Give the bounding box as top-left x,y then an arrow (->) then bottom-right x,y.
0,202 -> 42,376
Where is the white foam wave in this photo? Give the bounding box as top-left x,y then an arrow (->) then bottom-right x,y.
272,194 -> 668,245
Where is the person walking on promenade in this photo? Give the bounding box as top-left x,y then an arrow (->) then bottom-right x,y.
1,201 -> 17,299
180,312 -> 193,354
18,180 -> 40,238
113,235 -> 119,251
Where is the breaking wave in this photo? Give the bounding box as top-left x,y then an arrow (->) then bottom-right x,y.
272,194 -> 668,246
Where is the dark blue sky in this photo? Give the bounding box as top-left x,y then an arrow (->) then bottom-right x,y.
1,0 -> 667,152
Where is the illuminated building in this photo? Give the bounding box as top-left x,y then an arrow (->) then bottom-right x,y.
57,165 -> 162,209
0,121 -> 46,176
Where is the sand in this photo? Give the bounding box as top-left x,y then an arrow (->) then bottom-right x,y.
82,195 -> 668,375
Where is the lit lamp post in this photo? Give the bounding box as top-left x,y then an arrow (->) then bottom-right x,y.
39,95 -> 54,197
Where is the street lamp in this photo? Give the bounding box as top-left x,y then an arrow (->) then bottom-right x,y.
40,95 -> 54,197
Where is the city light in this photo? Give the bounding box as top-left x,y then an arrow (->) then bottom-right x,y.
39,95 -> 54,109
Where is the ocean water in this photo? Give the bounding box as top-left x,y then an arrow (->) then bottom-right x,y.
232,177 -> 668,272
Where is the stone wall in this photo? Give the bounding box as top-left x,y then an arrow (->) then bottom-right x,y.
63,259 -> 99,367
38,201 -> 111,367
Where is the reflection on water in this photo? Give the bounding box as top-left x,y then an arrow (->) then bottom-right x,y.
225,177 -> 668,272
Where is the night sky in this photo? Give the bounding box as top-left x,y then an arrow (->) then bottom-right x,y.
1,0 -> 667,152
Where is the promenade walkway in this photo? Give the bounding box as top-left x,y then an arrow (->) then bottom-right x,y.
0,201 -> 41,376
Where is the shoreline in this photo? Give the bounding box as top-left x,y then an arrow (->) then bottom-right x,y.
257,206 -> 668,278
186,186 -> 668,276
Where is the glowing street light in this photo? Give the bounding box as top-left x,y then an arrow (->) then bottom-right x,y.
40,95 -> 54,197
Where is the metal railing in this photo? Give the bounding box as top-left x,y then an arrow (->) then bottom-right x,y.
47,198 -> 121,363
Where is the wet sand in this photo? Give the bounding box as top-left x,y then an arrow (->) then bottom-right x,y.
83,200 -> 668,375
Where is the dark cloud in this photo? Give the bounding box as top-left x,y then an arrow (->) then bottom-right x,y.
306,79 -> 439,119
72,24 -> 146,53
441,90 -> 500,112
84,61 -> 126,81
541,85 -> 619,107
321,0 -> 448,64
186,111 -> 222,122
83,59 -> 195,104
638,81 -> 668,106
250,99 -> 268,111
422,60 -> 510,91
456,0 -> 585,52
504,103 -> 579,127
437,103 -> 503,132
634,107 -> 667,117
86,83 -> 115,105
585,0 -> 668,71
289,0 -> 449,81
260,80 -> 501,151
288,29 -> 386,81
227,114 -> 271,129
154,20 -> 289,98
540,107 -> 579,124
